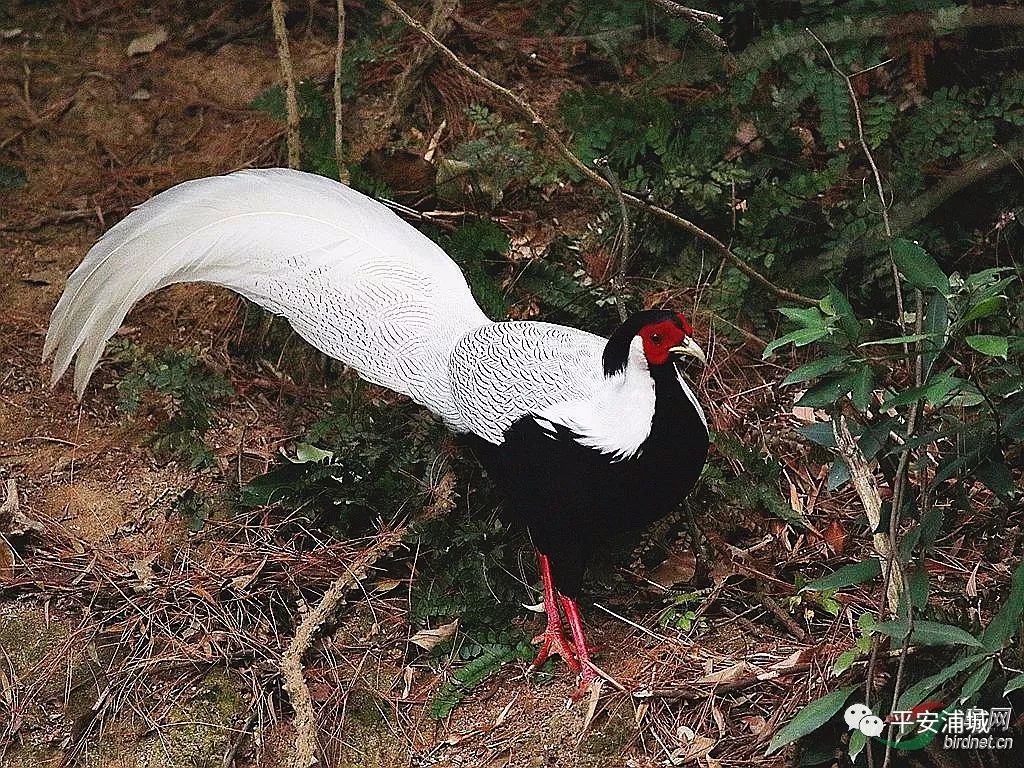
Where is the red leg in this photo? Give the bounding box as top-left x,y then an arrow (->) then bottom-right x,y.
560,595 -> 599,689
531,553 -> 581,673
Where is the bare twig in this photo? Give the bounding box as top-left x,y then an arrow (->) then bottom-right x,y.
807,30 -> 904,335
281,526 -> 405,768
452,15 -> 641,46
811,32 -> 926,768
647,0 -> 737,70
831,416 -> 903,614
594,157 -> 632,322
333,0 -> 348,182
380,0 -> 459,140
271,0 -> 301,168
756,589 -> 809,641
829,136 -> 1024,263
636,661 -> 815,699
379,0 -> 815,306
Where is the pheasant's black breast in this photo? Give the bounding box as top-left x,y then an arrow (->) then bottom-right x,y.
469,364 -> 709,598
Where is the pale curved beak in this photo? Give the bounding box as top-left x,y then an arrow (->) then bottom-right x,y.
669,337 -> 706,365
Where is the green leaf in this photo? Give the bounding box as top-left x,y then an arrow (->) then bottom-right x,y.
873,619 -> 982,648
981,562 -> 1024,651
783,355 -> 853,386
796,371 -> 861,407
763,327 -> 830,358
881,372 -> 962,410
851,366 -> 873,412
1004,673 -> 1024,697
965,335 -> 1008,359
766,687 -> 857,755
821,286 -> 860,341
848,729 -> 867,761
293,443 -> 334,463
908,569 -> 930,611
802,559 -> 880,593
859,333 -> 934,347
779,306 -> 826,328
975,460 -> 1014,500
958,658 -> 994,704
897,653 -> 990,710
797,422 -> 836,447
919,506 -> 944,551
833,649 -> 858,676
892,238 -> 950,294
961,295 -> 1002,324
827,460 -> 850,491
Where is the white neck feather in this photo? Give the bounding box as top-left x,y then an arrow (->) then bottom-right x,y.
534,337 -> 657,461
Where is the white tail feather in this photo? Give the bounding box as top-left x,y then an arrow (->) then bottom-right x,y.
44,168 -> 491,430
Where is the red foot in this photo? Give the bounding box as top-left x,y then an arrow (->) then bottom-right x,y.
530,552 -> 608,699
531,619 -> 581,672
561,594 -> 600,697
531,553 -> 581,672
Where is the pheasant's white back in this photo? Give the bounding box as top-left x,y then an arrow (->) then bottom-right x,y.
44,169 -> 491,429
44,168 -> 644,450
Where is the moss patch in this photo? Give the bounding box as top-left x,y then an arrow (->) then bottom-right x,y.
87,669 -> 245,768
0,602 -> 71,676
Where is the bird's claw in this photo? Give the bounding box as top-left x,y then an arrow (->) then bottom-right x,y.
570,663 -> 602,702
531,624 -> 581,673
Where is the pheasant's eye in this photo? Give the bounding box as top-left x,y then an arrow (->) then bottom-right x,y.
650,333 -> 662,344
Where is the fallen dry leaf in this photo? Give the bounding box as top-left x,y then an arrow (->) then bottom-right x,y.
788,481 -> 804,517
791,405 -> 816,423
670,726 -> 717,765
126,27 -> 168,56
410,619 -> 459,651
651,550 -> 697,588
130,554 -> 158,593
823,519 -> 848,555
696,661 -> 758,685
1,479 -> 43,536
581,678 -> 604,730
771,647 -> 814,669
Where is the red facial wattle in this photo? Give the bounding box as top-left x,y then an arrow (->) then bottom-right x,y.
638,318 -> 688,366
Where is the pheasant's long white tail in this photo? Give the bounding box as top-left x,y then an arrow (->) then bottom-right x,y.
44,168 -> 491,429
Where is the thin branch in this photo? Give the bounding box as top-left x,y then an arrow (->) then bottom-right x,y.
812,31 -> 926,768
635,661 -> 815,699
380,0 -> 459,141
829,136 -> 1024,263
333,0 -> 349,182
807,30 -> 905,336
281,527 -> 405,768
595,157 -> 632,322
271,0 -> 301,169
453,14 -> 641,46
380,0 -> 815,306
647,0 -> 737,70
